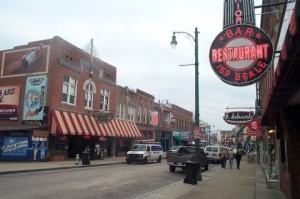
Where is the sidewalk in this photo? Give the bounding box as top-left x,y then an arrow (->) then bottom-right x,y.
138,158 -> 287,199
0,156 -> 287,199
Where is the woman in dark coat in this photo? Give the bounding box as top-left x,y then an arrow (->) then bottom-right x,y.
235,151 -> 242,169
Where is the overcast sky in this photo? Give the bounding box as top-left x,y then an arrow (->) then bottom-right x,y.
1,0 -> 263,131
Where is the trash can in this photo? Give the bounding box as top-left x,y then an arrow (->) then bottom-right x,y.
100,150 -> 104,160
82,151 -> 90,165
183,161 -> 200,185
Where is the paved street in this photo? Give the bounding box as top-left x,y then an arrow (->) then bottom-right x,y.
0,159 -> 216,199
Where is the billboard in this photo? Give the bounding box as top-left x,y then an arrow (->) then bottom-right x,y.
23,75 -> 48,120
0,85 -> 20,120
1,44 -> 50,78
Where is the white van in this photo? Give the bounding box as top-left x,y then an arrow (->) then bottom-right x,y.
126,144 -> 163,164
204,145 -> 226,163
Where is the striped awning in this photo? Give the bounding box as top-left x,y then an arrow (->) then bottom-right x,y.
51,110 -> 102,136
98,119 -> 142,138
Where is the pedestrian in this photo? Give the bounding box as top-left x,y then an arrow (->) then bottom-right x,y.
228,150 -> 235,169
235,151 -> 242,169
219,149 -> 227,168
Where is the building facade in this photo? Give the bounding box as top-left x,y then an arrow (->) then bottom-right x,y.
259,1 -> 300,198
0,36 -> 141,161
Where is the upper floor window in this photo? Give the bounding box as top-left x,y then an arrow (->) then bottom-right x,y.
127,106 -> 136,122
84,83 -> 93,109
143,108 -> 147,123
137,107 -> 141,122
100,89 -> 110,112
116,102 -> 125,120
62,75 -> 77,105
148,109 -> 152,124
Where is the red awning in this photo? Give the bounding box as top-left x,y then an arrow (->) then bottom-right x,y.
51,110 -> 102,136
98,119 -> 142,138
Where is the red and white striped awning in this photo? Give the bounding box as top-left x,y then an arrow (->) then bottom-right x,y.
51,110 -> 141,138
51,110 -> 102,136
98,119 -> 142,138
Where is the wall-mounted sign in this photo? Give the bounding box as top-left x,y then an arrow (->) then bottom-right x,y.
223,111 -> 254,124
23,75 -> 47,120
246,118 -> 262,136
223,0 -> 255,29
0,85 -> 20,120
209,24 -> 274,86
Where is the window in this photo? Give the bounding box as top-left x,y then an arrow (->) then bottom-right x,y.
127,106 -> 135,122
84,83 -> 93,109
148,109 -> 152,124
137,107 -> 141,122
100,89 -> 110,111
116,102 -> 125,120
62,75 -> 77,105
143,108 -> 147,123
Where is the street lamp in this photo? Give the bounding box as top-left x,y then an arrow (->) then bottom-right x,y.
170,27 -> 201,181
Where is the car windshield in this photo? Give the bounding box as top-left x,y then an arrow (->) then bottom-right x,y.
132,145 -> 147,151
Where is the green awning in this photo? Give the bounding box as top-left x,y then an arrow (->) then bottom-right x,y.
173,135 -> 187,142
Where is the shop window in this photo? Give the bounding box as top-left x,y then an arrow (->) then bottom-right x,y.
53,142 -> 66,156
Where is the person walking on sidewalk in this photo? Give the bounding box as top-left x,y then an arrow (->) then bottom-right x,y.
228,150 -> 235,169
220,150 -> 227,168
235,151 -> 242,169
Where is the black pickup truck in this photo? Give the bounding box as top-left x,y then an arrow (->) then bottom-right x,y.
166,146 -> 209,172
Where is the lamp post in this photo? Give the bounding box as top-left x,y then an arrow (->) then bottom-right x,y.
170,27 -> 201,181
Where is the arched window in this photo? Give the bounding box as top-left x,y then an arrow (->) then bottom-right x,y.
85,83 -> 93,109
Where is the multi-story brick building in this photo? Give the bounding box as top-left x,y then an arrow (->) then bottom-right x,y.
0,36 -> 141,161
259,1 -> 300,198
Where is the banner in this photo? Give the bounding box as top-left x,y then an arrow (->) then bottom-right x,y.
0,85 -> 20,120
23,75 -> 47,120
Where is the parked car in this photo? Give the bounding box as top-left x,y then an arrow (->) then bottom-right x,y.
166,146 -> 209,172
204,145 -> 226,163
126,144 -> 163,164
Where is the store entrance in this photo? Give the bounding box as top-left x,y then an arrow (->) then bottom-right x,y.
68,135 -> 105,160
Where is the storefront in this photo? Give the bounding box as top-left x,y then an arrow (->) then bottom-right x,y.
259,128 -> 279,189
156,131 -> 172,151
50,110 -> 141,160
172,131 -> 191,146
0,127 -> 48,162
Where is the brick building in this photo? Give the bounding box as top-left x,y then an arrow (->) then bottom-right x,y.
259,1 -> 300,198
0,36 -> 141,161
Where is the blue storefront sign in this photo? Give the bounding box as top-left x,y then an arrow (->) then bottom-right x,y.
2,137 -> 28,156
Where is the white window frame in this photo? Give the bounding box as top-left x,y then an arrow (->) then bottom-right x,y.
137,107 -> 141,122
62,75 -> 77,105
127,106 -> 136,122
84,83 -> 93,109
117,102 -> 125,120
100,89 -> 110,112
143,108 -> 147,123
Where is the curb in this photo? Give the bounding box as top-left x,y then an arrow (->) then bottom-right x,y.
0,161 -> 125,175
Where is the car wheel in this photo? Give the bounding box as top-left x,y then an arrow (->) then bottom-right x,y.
143,157 -> 147,164
157,156 -> 161,163
169,166 -> 176,173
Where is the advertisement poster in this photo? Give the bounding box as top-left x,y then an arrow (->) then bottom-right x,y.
0,44 -> 50,78
0,85 -> 20,120
23,75 -> 48,120
2,137 -> 28,156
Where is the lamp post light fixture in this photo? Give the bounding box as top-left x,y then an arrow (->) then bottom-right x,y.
170,27 -> 201,181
